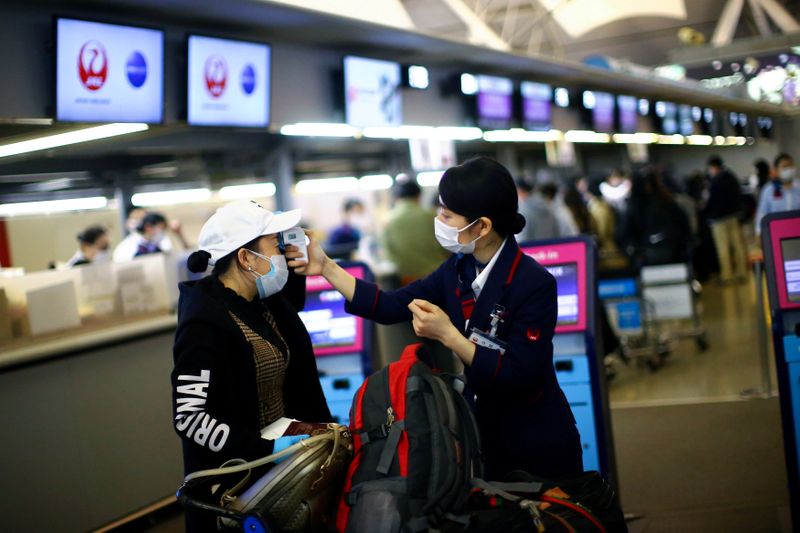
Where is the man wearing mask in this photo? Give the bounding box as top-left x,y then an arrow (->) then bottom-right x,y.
704,156 -> 747,284
66,225 -> 111,267
113,212 -> 169,262
755,153 -> 800,234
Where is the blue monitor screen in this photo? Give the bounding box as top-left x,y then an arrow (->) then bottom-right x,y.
544,263 -> 579,325
782,238 -> 800,303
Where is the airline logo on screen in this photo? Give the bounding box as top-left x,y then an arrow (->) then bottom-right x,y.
205,55 -> 228,98
78,40 -> 108,91
241,64 -> 256,95
126,51 -> 148,88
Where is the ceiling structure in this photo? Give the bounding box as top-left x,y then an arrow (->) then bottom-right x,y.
1,0 -> 798,202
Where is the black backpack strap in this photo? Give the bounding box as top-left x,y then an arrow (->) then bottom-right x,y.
346,477 -> 408,505
376,419 -> 406,475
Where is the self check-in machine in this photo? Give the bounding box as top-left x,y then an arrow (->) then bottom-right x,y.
521,237 -> 618,483
299,262 -> 374,425
762,210 -> 800,524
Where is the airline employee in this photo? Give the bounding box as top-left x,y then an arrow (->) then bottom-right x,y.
288,156 -> 583,480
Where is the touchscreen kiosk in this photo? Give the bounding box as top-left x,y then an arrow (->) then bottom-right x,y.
300,263 -> 373,425
521,238 -> 616,480
762,210 -> 800,524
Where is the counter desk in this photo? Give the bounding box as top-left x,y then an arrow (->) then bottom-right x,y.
0,312 -> 182,532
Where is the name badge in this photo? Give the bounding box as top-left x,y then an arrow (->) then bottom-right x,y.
468,327 -> 507,354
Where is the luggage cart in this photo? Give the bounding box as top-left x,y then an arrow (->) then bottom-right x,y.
598,276 -> 672,372
640,263 -> 709,352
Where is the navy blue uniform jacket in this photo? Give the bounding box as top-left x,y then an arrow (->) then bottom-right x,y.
345,238 -> 583,479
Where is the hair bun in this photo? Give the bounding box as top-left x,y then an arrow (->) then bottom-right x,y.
187,250 -> 211,273
512,213 -> 526,235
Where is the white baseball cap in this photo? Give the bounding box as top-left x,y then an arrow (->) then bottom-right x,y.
198,200 -> 301,264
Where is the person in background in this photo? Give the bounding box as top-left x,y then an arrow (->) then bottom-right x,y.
599,168 -> 632,215
383,179 -> 449,286
113,212 -> 169,262
540,183 -> 579,237
622,168 -> 691,269
704,155 -> 747,283
326,198 -> 366,259
66,225 -> 110,267
578,176 -> 628,272
516,177 -> 559,242
124,205 -> 189,251
750,159 -> 772,193
755,153 -> 800,234
563,185 -> 596,236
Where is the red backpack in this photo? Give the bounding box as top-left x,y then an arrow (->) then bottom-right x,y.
335,344 -> 483,532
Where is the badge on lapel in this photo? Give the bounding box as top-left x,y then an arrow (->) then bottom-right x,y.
526,328 -> 541,342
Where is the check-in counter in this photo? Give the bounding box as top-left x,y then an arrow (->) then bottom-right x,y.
0,256 -> 185,532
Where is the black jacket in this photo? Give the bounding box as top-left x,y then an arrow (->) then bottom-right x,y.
705,169 -> 743,221
172,272 -> 331,530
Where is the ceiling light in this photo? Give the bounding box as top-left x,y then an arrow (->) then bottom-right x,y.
483,129 -> 562,142
0,123 -> 148,158
686,135 -> 713,145
359,174 -> 394,191
656,135 -> 685,145
279,123 -> 359,138
564,130 -> 610,143
612,133 -> 658,144
219,183 -> 277,200
295,177 -> 359,195
0,196 -> 108,216
131,188 -> 212,207
714,136 -> 726,145
408,66 -> 429,89
417,171 -> 445,187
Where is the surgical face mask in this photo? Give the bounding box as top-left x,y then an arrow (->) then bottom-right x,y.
150,229 -> 165,244
93,250 -> 110,263
779,166 -> 797,183
247,250 -> 289,299
434,217 -> 480,255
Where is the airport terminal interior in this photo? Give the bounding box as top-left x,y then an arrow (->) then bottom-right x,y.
2,0 -> 800,532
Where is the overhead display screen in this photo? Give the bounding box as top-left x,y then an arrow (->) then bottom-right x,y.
678,104 -> 695,136
344,56 -> 402,128
188,35 -> 271,127
520,81 -> 552,130
300,266 -> 366,355
476,75 -> 514,129
655,101 -> 678,135
616,95 -> 638,134
583,91 -> 614,133
56,18 -> 164,123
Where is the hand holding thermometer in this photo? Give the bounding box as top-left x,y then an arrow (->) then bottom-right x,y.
278,227 -> 309,263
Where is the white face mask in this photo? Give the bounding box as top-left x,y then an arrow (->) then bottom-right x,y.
247,250 -> 289,299
780,166 -> 797,183
434,217 -> 481,255
93,250 -> 110,263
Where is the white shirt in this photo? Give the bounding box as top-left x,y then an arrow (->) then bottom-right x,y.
470,238 -> 507,302
113,232 -> 173,262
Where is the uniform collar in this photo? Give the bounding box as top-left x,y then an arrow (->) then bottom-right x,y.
471,238 -> 507,300
463,237 -> 523,331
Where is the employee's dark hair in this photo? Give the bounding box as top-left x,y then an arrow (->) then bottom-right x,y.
137,212 -> 167,233
186,237 -> 261,275
343,198 -> 363,213
438,156 -> 525,237
515,177 -> 533,194
587,177 -> 604,198
77,225 -> 107,245
774,152 -> 794,168
394,179 -> 421,199
539,183 -> 558,201
707,155 -> 723,168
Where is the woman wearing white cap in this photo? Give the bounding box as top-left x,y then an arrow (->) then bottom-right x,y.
172,200 -> 331,532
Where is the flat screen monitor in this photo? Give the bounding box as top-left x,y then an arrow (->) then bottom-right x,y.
56,18 -> 164,123
187,35 -> 271,127
757,116 -> 774,139
520,241 -> 588,333
520,81 -> 552,131
655,101 -> 678,135
476,75 -> 514,129
300,266 -> 366,355
782,238 -> 800,303
678,104 -> 694,136
616,95 -> 638,134
344,56 -> 402,128
591,92 -> 615,133
544,263 -> 579,326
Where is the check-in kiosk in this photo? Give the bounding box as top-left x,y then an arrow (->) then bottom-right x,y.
521,237 -> 617,483
762,210 -> 800,524
299,262 -> 374,425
